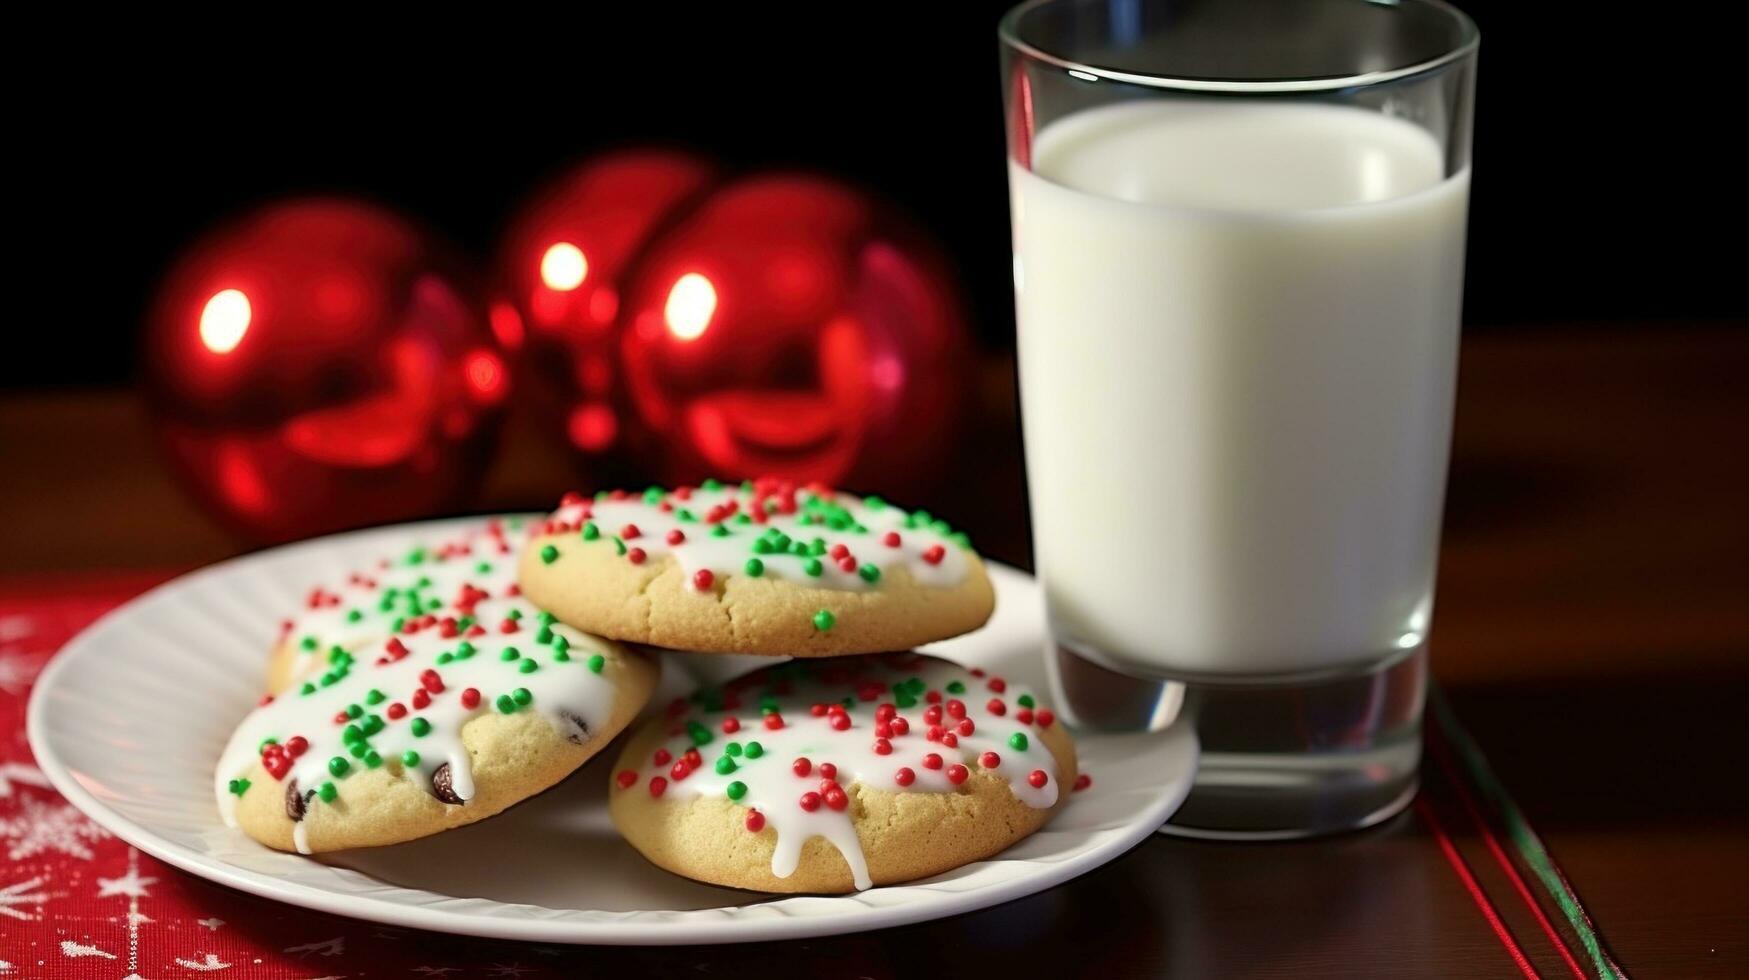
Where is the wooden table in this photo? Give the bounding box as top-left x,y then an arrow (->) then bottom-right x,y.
3,327 -> 1745,977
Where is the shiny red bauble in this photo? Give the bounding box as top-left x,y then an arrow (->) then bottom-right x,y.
616,174 -> 971,493
144,199 -> 507,543
496,151 -> 717,482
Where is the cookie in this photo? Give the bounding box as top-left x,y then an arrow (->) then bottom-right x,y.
609,653 -> 1075,892
267,520 -> 527,694
519,479 -> 996,656
217,595 -> 658,854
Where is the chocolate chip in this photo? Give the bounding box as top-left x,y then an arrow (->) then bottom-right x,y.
561,710 -> 591,745
431,763 -> 464,805
284,779 -> 306,821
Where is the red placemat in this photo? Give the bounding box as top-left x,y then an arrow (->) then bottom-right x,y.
0,575 -> 608,979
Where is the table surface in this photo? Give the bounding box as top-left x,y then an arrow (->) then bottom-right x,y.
2,326 -> 1745,978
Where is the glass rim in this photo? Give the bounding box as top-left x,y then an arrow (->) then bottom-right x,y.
998,0 -> 1480,94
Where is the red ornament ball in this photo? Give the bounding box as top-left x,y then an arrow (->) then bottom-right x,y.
496,151 -> 717,480
144,199 -> 506,543
615,174 -> 972,495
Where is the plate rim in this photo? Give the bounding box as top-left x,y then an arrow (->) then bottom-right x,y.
26,516 -> 1196,945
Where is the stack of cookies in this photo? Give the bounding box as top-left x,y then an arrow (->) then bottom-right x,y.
214,478 -> 1078,893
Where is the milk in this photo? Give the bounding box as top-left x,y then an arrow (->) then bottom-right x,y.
1011,101 -> 1469,678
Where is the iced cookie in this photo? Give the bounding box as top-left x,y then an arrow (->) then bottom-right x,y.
217,595 -> 658,854
267,520 -> 527,694
519,479 -> 996,656
609,653 -> 1075,892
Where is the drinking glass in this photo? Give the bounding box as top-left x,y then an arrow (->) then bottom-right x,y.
1001,0 -> 1478,837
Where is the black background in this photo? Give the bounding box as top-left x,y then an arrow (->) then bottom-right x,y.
13,2 -> 1741,391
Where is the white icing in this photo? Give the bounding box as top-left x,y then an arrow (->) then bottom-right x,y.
624,654 -> 1061,890
214,595 -> 625,843
275,522 -> 525,690
545,482 -> 973,594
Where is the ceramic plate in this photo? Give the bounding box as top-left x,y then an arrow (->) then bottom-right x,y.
28,517 -> 1195,945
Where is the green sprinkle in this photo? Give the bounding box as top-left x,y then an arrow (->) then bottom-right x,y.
946,681 -> 966,694
346,609 -> 363,623
752,539 -> 774,555
790,540 -> 809,556
519,659 -> 539,674
346,703 -> 363,719
348,742 -> 369,759
687,721 -> 713,746
711,524 -> 730,538
540,544 -> 560,564
896,693 -> 917,709
676,508 -> 696,522
411,717 -> 432,737
759,695 -> 779,714
300,682 -> 316,696
328,757 -> 350,777
318,781 -> 337,802
227,778 -> 251,796
726,741 -> 744,757
587,653 -> 605,673
803,558 -> 823,577
702,478 -> 722,491
744,741 -> 764,759
554,649 -> 571,662
456,641 -> 476,659
1018,694 -> 1036,708
715,756 -> 738,775
734,513 -> 753,525
744,557 -> 765,577
536,625 -> 553,644
362,714 -> 385,736
502,646 -> 521,662
1009,732 -> 1029,751
436,652 -> 453,665
365,688 -> 385,705
813,609 -> 836,631
507,608 -> 523,620
810,538 -> 828,556
644,485 -> 666,504
257,736 -> 278,752
582,521 -> 600,541
865,495 -> 885,510
538,611 -> 556,625
551,634 -> 569,654
401,750 -> 421,768
950,531 -> 972,548
613,537 -> 627,556
476,561 -> 493,574
364,750 -> 383,769
726,780 -> 747,801
300,636 -> 318,651
496,694 -> 516,714
406,547 -> 427,565
859,563 -> 881,583
511,687 -> 532,705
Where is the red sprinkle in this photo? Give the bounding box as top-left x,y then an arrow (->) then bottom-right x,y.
941,732 -> 960,748
745,810 -> 766,833
874,722 -> 893,739
1074,773 -> 1093,792
666,529 -> 686,545
924,705 -> 944,725
616,770 -> 639,789
980,751 -> 1001,769
420,669 -> 445,693
1036,709 -> 1056,728
792,757 -> 812,777
263,754 -> 291,780
922,544 -> 946,565
838,557 -> 858,573
946,699 -> 967,719
649,776 -> 668,798
693,569 -> 714,591
987,698 -> 1007,716
810,703 -> 829,717
621,524 -> 642,540
1028,769 -> 1049,788
764,713 -> 785,730
829,713 -> 851,731
895,767 -> 916,786
872,738 -> 892,755
829,543 -> 849,559
883,531 -> 901,547
926,691 -> 943,704
332,711 -> 351,725
412,689 -> 432,710
670,760 -> 690,781
257,694 -> 275,707
387,702 -> 409,720
799,791 -> 822,812
285,736 -> 309,758
922,753 -> 944,770
653,748 -> 672,766
499,618 -> 519,634
957,719 -> 976,736
819,763 -> 838,781
722,717 -> 741,734
890,717 -> 910,736
460,688 -> 481,709
946,764 -> 969,785
823,786 -> 849,811
627,548 -> 647,565
1016,708 -> 1034,724
988,677 -> 1007,693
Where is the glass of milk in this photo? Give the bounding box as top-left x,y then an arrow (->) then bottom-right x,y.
1001,0 -> 1477,837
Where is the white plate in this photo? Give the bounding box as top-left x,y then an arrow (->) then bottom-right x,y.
28,517 -> 1195,945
